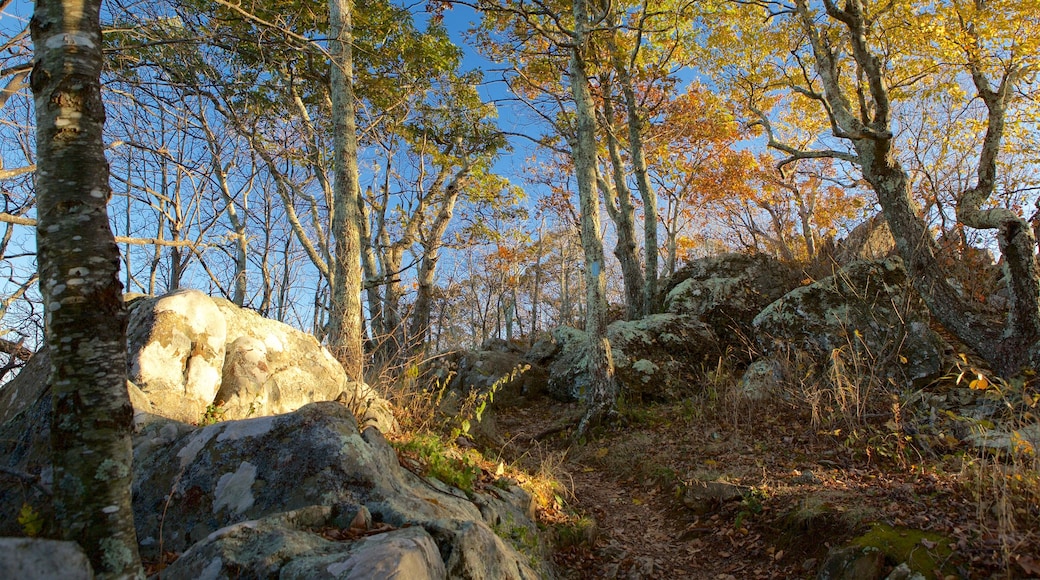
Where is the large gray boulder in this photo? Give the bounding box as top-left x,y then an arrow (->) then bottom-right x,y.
751,257 -> 945,390
127,289 -> 393,431
0,394 -> 548,579
663,253 -> 802,356
543,315 -> 720,402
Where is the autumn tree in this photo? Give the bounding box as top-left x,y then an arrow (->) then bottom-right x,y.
708,0 -> 1040,374
476,0 -> 618,432
31,0 -> 143,576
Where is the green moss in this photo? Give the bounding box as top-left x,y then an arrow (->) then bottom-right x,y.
853,523 -> 957,577
394,434 -> 480,494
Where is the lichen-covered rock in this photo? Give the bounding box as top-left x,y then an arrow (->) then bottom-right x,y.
161,509 -> 448,580
130,403 -> 546,578
753,257 -> 945,389
663,253 -> 802,357
436,349 -> 548,407
0,395 -> 549,578
816,545 -> 886,580
544,316 -> 719,402
128,289 -> 227,423
740,359 -> 784,401
833,214 -> 896,264
124,290 -> 394,431
0,537 -> 93,580
544,327 -> 591,402
609,314 -> 720,401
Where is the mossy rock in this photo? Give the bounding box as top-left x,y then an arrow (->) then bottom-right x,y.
852,523 -> 958,578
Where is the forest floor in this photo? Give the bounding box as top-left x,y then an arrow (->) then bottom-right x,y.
484,390 -> 1040,579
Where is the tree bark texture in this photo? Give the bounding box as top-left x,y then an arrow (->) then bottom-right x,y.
607,29 -> 658,314
599,88 -> 646,320
410,175 -> 465,353
30,0 -> 143,576
571,0 -> 618,436
793,0 -> 1039,375
326,0 -> 365,382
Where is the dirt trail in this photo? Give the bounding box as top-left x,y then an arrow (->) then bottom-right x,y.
492,394 -> 1021,579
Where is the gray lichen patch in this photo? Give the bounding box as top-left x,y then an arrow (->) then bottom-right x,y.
213,461 -> 258,516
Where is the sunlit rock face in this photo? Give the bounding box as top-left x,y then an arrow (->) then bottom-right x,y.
126,288 -> 394,432
127,290 -> 227,424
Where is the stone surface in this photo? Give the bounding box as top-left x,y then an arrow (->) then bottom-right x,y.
128,289 -> 228,424
124,289 -> 394,431
816,545 -> 886,580
0,398 -> 548,579
543,316 -> 720,402
0,537 -> 93,580
753,257 -> 946,390
833,214 -> 896,264
162,512 -> 448,580
681,480 -> 749,515
663,253 -> 802,356
436,348 -> 548,407
739,359 -> 784,401
608,314 -> 720,401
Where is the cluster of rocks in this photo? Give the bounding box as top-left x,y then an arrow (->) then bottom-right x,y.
0,291 -> 549,579
432,239 -> 1035,455
440,251 -> 950,407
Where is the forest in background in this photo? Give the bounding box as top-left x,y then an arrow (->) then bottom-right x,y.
3,0 -> 1040,577
3,0 -> 1036,383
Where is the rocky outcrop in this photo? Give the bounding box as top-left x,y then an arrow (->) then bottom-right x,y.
0,538 -> 93,579
663,253 -> 802,357
751,257 -> 946,389
435,347 -> 548,407
543,315 -> 720,402
833,214 -> 896,264
127,289 -> 394,431
127,290 -> 228,425
0,394 -> 549,579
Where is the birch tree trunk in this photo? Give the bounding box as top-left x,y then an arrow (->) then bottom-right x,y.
30,0 -> 143,576
326,0 -> 364,382
571,0 -> 617,436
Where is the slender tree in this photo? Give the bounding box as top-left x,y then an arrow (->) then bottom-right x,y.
571,0 -> 618,434
326,0 -> 365,382
31,0 -> 143,576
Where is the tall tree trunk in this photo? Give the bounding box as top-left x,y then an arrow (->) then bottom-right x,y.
599,91 -> 645,319
359,186 -> 383,343
530,219 -> 544,343
571,0 -> 617,436
411,172 -> 467,353
607,27 -> 658,314
326,0 -> 364,382
31,0 -> 143,576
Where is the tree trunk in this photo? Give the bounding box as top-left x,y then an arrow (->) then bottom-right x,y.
31,0 -> 143,576
359,186 -> 384,343
571,0 -> 617,436
607,29 -> 658,314
410,176 -> 464,353
599,87 -> 645,320
793,0 -> 1037,375
326,0 -> 364,382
